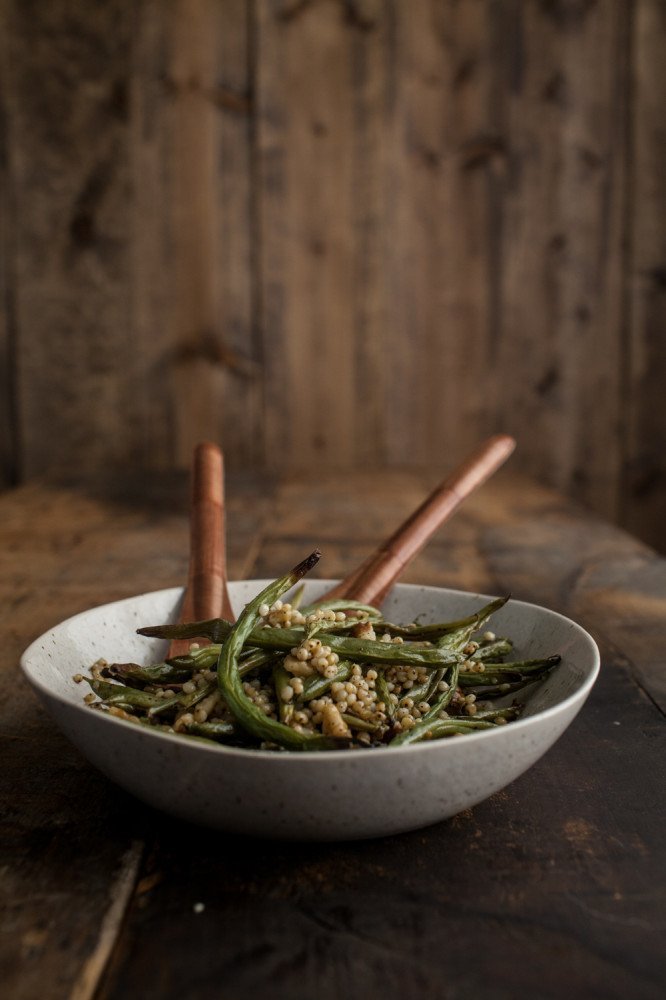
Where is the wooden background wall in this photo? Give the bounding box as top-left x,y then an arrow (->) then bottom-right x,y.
1,0 -> 665,550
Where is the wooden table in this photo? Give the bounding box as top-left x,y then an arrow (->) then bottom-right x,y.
3,471 -> 665,999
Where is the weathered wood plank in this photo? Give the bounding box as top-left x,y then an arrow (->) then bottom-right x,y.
2,0 -> 257,481
622,0 -> 666,551
255,0 -> 497,471
490,0 -> 629,522
0,3 -> 18,489
382,0 -> 497,466
4,0 -> 136,481
0,486 -> 166,999
124,0 -> 174,473
161,0 -> 260,470
0,475 -> 269,999
256,0 -> 381,468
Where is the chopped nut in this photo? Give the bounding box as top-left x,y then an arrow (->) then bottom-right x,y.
321,703 -> 352,739
352,621 -> 376,641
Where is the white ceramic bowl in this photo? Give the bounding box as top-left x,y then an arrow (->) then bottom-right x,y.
20,581 -> 599,840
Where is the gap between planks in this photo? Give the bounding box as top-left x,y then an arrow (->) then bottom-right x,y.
68,840 -> 145,1000
68,493 -> 270,997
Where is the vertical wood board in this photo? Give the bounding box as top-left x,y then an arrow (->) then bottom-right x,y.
5,0 -> 136,481
163,0 -> 259,471
0,4 -> 18,487
3,0 -> 257,480
256,0 -> 381,470
491,0 -> 629,521
622,0 -> 666,548
384,0 -> 498,468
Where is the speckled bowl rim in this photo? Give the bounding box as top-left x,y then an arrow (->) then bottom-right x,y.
20,581 -> 600,761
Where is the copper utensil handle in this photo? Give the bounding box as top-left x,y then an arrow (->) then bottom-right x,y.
169,442 -> 234,657
322,434 -> 516,606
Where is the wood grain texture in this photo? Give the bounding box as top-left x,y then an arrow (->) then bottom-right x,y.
622,0 -> 666,546
255,0 -> 499,471
0,0 -> 664,551
100,473 -> 665,1000
3,0 -> 136,481
489,0 -> 629,522
1,474 -> 663,998
126,0 -> 261,474
383,0 -> 498,467
0,3 -> 17,488
164,0 -> 261,470
1,0 -> 259,479
256,0 -> 379,468
0,476 -> 269,1000
169,442 -> 233,656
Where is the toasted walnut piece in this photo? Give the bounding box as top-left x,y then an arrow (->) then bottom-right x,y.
352,621 -> 376,641
321,703 -> 352,739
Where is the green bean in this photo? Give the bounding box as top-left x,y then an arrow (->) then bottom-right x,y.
135,715 -> 240,747
376,621 -> 457,638
462,679 -> 533,698
149,678 -> 220,718
374,669 -> 395,719
144,650 -> 275,719
472,706 -> 520,722
147,691 -> 187,717
379,596 -> 509,642
130,716 -> 219,746
458,656 -> 559,688
475,638 -> 513,661
419,667 -> 447,705
88,678 -> 167,711
167,646 -> 270,677
477,655 -> 560,674
422,661 -> 460,720
104,660 -> 194,685
419,719 -> 500,741
141,619 -> 460,670
182,719 -> 237,742
237,648 -> 277,675
458,673 -> 512,687
401,667 -> 446,707
391,715 -> 498,746
436,597 -> 509,655
216,552 -> 344,750
305,632 -> 458,668
170,646 -> 219,670
290,583 -> 306,609
109,710 -> 230,747
340,713 -> 380,733
273,663 -> 295,725
302,599 -> 382,617
392,661 -> 457,742
303,619 -> 377,636
300,661 -> 353,702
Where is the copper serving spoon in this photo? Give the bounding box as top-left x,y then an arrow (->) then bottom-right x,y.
320,434 -> 516,606
168,442 -> 233,657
